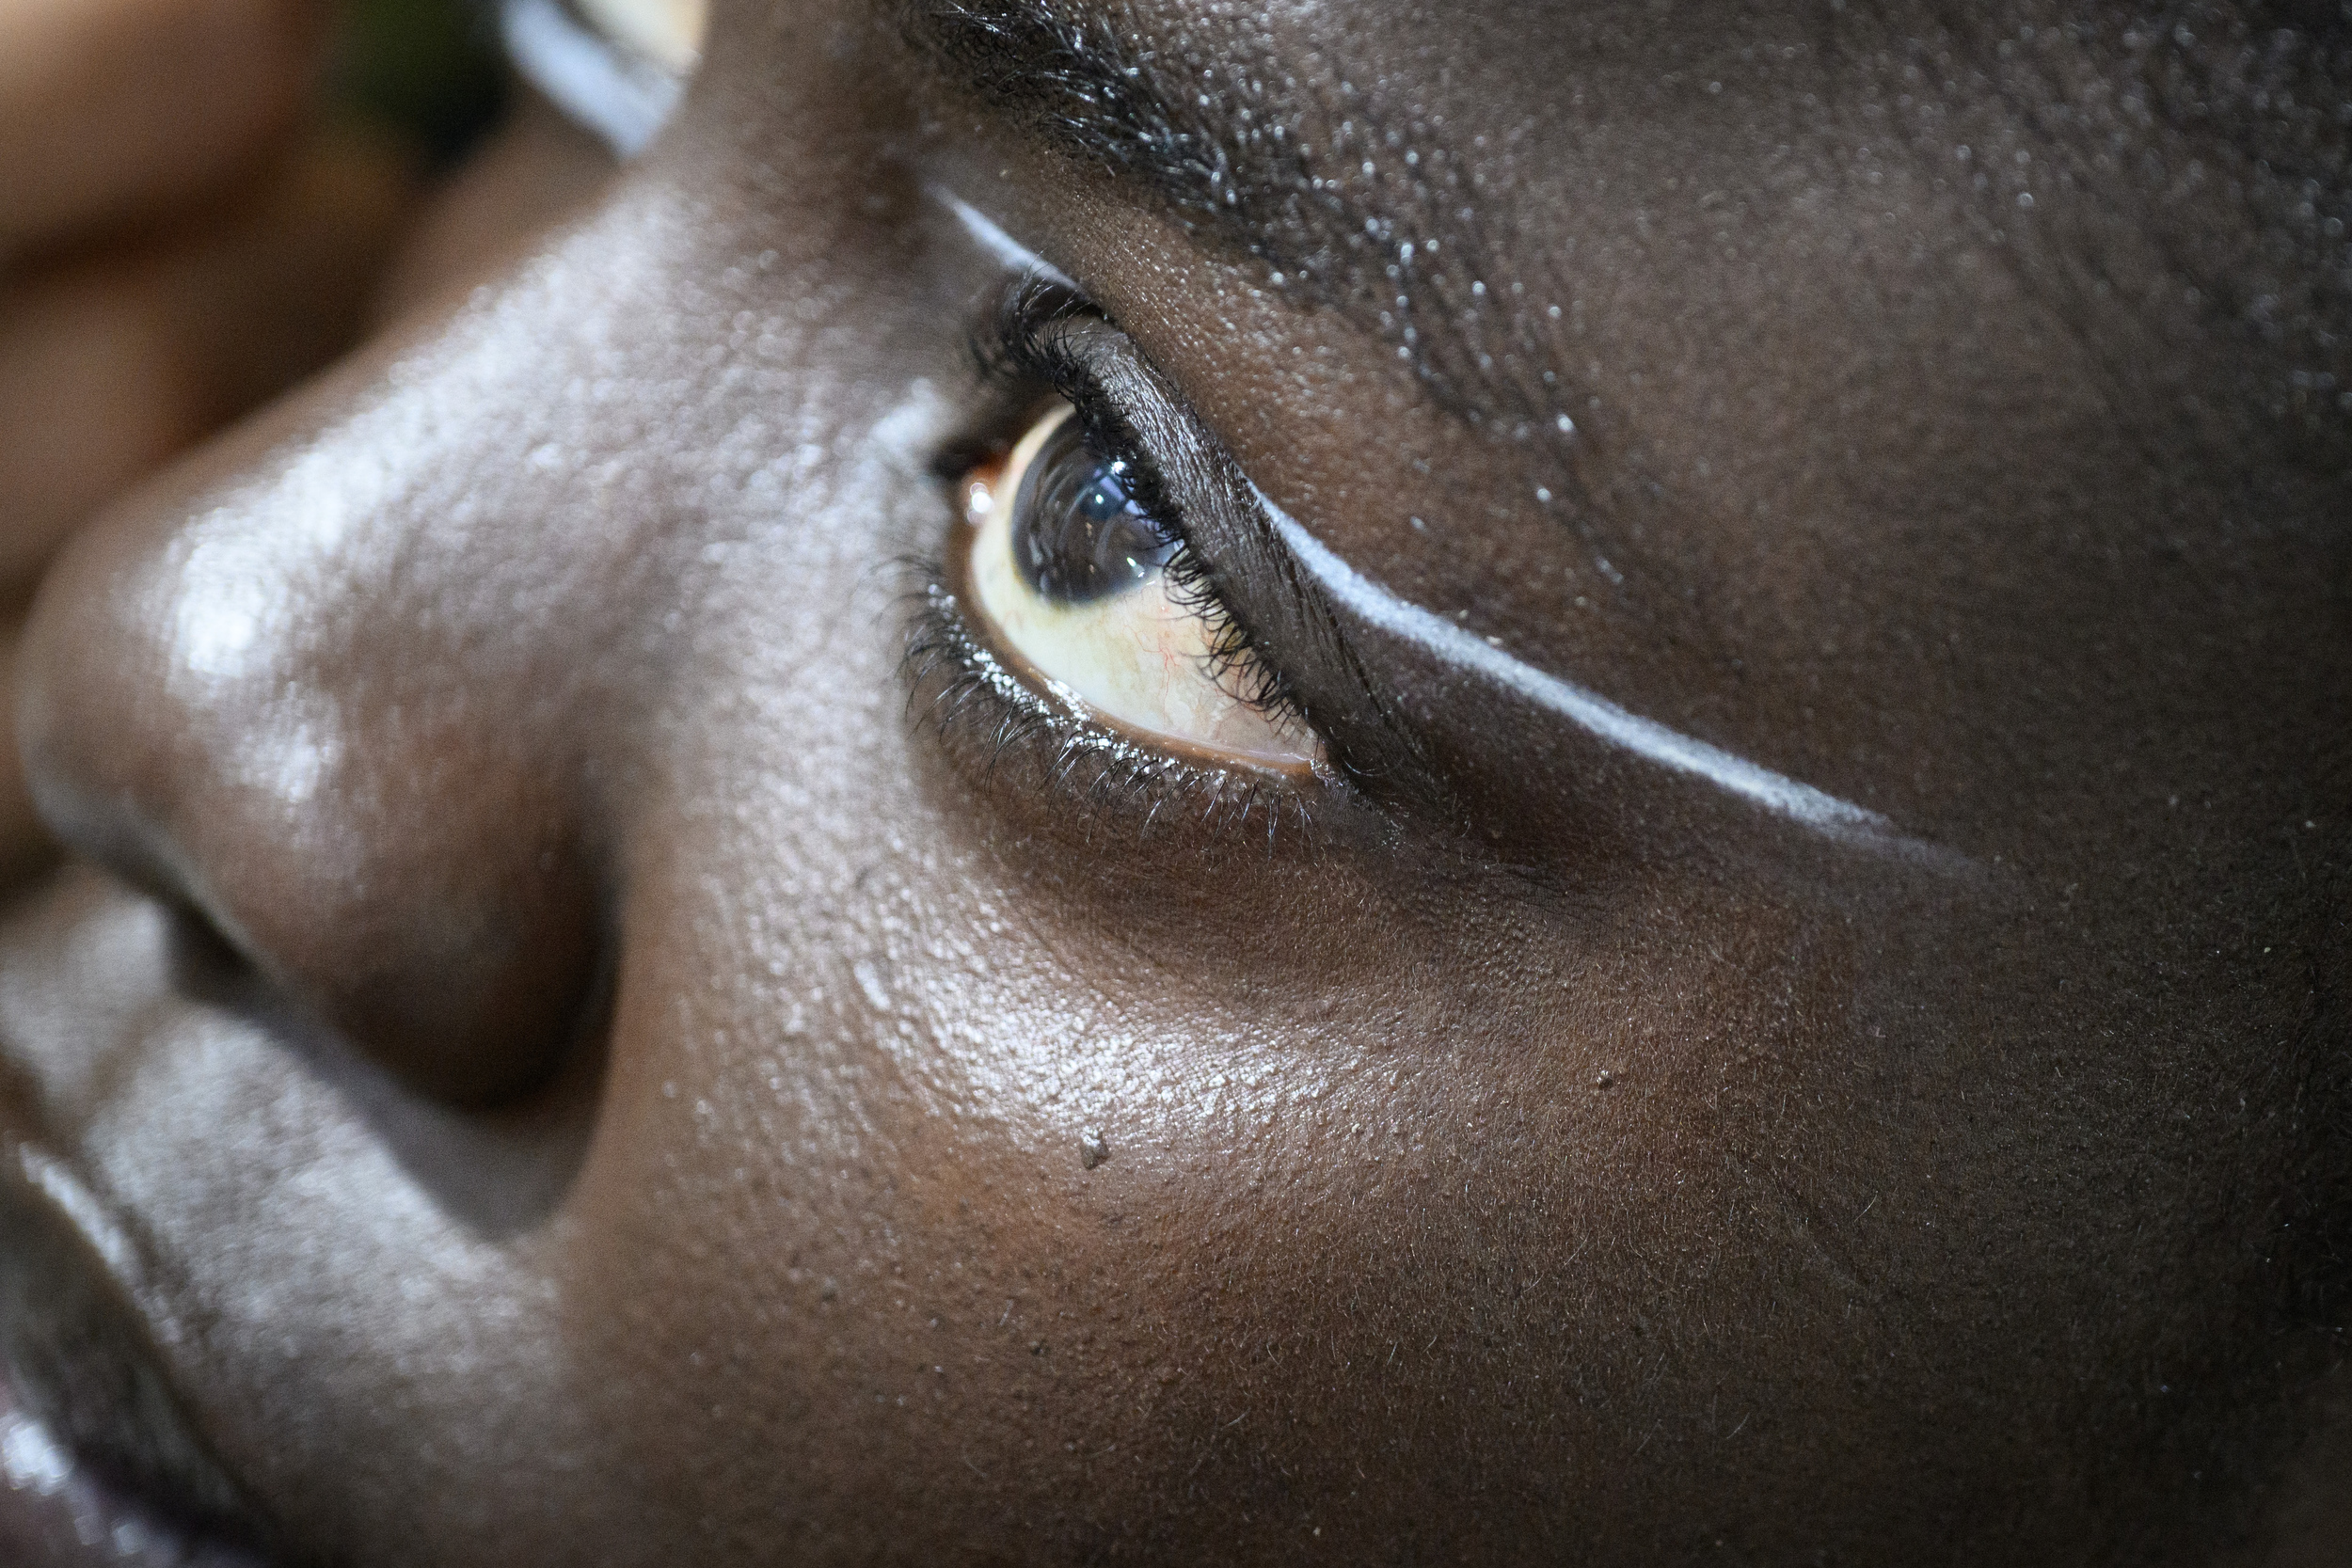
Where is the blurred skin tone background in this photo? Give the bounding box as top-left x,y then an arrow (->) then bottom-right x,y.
0,0 -> 610,883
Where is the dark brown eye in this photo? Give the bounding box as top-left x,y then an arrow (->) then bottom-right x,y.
1009,414 -> 1177,604
958,403 -> 1322,770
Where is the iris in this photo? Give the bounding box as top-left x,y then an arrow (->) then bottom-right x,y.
1009,417 -> 1177,604
960,402 -> 1320,770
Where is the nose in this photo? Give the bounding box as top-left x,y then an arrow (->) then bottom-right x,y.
15,297 -> 639,1106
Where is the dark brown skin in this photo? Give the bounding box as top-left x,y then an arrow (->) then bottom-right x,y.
5,0 -> 2350,1563
0,0 -> 422,894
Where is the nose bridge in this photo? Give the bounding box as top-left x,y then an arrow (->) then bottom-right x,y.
18,244 -> 689,1107
13,36 -> 962,1098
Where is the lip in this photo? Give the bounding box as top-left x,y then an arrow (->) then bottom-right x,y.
0,1365 -> 270,1567
0,1107 -> 281,1567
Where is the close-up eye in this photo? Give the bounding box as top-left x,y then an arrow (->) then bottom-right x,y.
956,401 -> 1322,773
5,0 -> 2349,1560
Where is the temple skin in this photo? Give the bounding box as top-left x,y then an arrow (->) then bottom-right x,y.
6,0 -> 2352,1563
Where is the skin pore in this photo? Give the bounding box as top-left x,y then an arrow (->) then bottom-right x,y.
1,0 -> 2348,1562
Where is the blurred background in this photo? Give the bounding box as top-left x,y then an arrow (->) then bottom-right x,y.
0,0 -> 628,886
331,0 -> 507,169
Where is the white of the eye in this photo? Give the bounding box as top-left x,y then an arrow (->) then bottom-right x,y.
967,408 -> 1319,770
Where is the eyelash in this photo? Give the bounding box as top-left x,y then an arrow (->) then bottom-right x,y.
902,587 -> 1322,845
901,277 -> 1335,846
974,280 -> 1309,726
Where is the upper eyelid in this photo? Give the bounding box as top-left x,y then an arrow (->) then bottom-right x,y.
967,292 -> 1320,733
929,275 -> 1095,481
959,284 -> 1191,548
946,279 -> 1953,863
960,279 -> 1427,794
1020,309 -> 1954,859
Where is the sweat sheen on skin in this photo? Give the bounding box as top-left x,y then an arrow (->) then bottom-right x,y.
527,0 -> 1963,862
940,188 -> 1947,860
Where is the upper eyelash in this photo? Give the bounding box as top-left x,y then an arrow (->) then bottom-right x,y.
888,273 -> 1353,848
970,276 -> 1312,731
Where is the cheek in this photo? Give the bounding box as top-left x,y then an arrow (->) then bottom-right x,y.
586,678 -> 2293,1562
574,676 -> 1851,1553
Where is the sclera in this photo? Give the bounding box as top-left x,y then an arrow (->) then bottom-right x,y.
962,405 -> 1322,774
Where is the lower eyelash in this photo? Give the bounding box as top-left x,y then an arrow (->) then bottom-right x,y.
975,284 -> 1312,736
899,565 -> 1333,849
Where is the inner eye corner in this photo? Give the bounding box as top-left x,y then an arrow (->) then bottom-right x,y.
931,430 -> 1011,487
935,372 -> 1079,508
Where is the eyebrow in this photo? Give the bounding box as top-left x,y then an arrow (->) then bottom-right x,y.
903,0 -> 1581,456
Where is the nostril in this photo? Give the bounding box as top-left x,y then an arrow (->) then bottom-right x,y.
284,818 -> 609,1107
227,829 -> 606,1107
15,462 -> 614,1110
72,734 -> 606,1108
25,702 -> 609,1107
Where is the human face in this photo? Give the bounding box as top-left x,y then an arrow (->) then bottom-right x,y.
4,1 -> 2347,1562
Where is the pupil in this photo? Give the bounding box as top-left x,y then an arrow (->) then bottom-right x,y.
1010,417 -> 1176,604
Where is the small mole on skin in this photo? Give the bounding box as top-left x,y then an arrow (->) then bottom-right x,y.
1081,1129 -> 1110,1168
1595,1069 -> 1616,1089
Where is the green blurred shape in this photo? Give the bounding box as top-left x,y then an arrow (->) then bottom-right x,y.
328,0 -> 508,166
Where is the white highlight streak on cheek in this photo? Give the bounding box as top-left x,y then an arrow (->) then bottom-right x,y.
1254,484 -> 1957,859
930,189 -> 1079,290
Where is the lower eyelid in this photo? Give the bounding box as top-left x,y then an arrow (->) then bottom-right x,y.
899,566 -> 1334,847
969,535 -> 1319,772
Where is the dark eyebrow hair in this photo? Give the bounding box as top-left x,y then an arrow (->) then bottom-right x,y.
902,0 -> 1583,467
